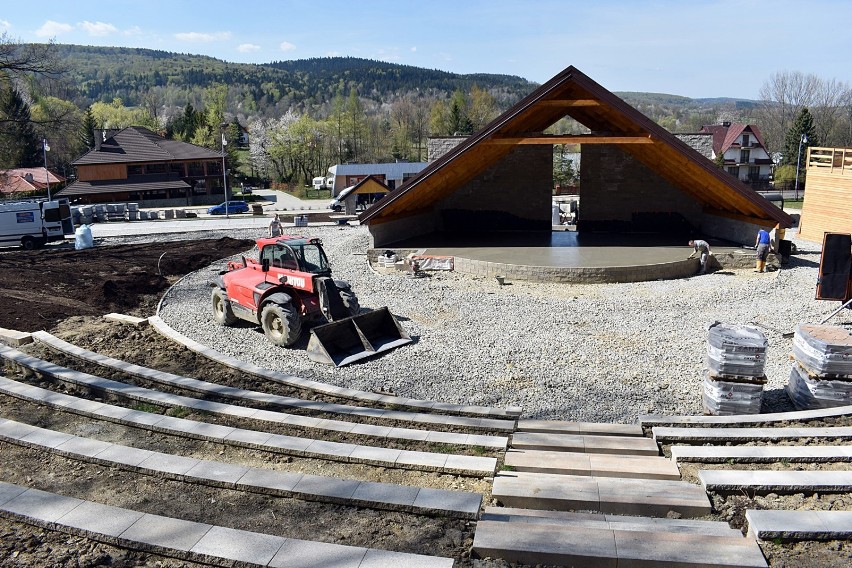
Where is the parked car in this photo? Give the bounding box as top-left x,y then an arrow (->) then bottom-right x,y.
241,186 -> 254,194
207,201 -> 249,215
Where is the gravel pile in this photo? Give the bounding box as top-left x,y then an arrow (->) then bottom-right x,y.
151,224 -> 835,423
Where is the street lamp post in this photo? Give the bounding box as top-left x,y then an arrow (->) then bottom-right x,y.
794,133 -> 808,201
42,139 -> 51,201
220,125 -> 229,219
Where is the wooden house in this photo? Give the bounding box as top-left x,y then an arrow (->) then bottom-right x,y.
58,127 -> 227,206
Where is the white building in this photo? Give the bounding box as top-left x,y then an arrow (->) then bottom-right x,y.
326,162 -> 427,196
701,122 -> 774,190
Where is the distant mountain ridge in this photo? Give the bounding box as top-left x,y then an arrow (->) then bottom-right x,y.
46,44 -> 758,122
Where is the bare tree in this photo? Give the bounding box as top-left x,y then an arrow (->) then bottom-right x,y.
756,70 -> 820,152
0,32 -> 62,78
811,78 -> 851,147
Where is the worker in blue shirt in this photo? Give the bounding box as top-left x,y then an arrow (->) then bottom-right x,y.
755,229 -> 771,272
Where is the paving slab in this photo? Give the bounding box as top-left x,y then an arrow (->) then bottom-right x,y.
0,482 -> 28,506
481,507 -> 740,537
0,327 -> 33,346
473,520 -> 618,567
189,525 -> 285,566
518,419 -> 643,437
511,432 -> 659,455
359,548 -> 455,568
268,538 -> 366,568
504,449 -> 679,479
350,481 -> 420,508
612,527 -> 767,567
119,512 -> 212,553
55,499 -> 145,537
653,426 -> 852,444
699,469 -> 852,493
184,460 -> 251,487
640,405 -> 852,428
671,444 -> 852,463
137,453 -> 201,477
2,487 -> 83,523
493,472 -> 711,518
235,467 -> 303,494
103,313 -> 149,326
55,436 -> 115,458
412,487 -> 482,518
746,509 -> 852,540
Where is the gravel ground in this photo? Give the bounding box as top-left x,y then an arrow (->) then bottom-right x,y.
152,224 -> 836,423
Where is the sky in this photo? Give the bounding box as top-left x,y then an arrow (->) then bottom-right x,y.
1,0 -> 849,100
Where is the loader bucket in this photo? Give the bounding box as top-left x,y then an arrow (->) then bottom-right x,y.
306,307 -> 411,366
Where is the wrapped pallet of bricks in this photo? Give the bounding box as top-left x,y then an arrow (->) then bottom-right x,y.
703,322 -> 767,415
786,324 -> 852,409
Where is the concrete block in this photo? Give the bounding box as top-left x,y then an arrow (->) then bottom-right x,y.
493,472 -> 600,511
56,499 -> 145,537
444,454 -> 498,475
350,481 -> 420,508
360,548 -> 454,568
119,512 -> 211,552
293,475 -> 360,502
184,460 -> 250,487
671,444 -> 852,463
395,450 -> 449,470
92,445 -> 155,467
518,419 -> 642,437
103,313 -> 149,327
137,453 -> 201,477
55,436 -> 114,458
20,428 -> 75,449
612,528 -> 767,567
412,487 -> 481,518
190,525 -> 285,566
224,429 -> 274,447
747,509 -> 852,540
699,469 -> 852,493
349,445 -> 402,465
269,538 -> 366,568
0,327 -> 32,347
303,439 -> 358,459
3,487 -> 83,522
472,520 -> 618,567
0,481 -> 28,507
236,468 -> 303,494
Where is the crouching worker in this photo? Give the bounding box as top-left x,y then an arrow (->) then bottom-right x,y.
688,239 -> 712,275
755,228 -> 771,272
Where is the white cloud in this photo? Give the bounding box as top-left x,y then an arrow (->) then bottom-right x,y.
279,41 -> 296,52
237,43 -> 261,53
123,26 -> 143,37
174,31 -> 232,42
79,21 -> 118,37
0,20 -> 11,32
411,46 -> 417,52
36,20 -> 73,38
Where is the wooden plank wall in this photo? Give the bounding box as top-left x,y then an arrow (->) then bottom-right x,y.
76,164 -> 126,182
798,167 -> 852,241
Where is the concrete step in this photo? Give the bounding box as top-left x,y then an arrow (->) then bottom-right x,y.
472,519 -> 767,567
640,405 -> 852,428
0,417 -> 482,518
699,469 -> 852,494
28,333 -> 509,446
481,507 -> 741,537
504,449 -> 681,480
149,316 -> 523,419
516,419 -> 643,437
511,431 -> 659,455
492,471 -> 711,518
0,376 -> 496,477
0,481 -> 454,567
746,509 -> 852,541
653,425 -> 852,444
671,444 -> 852,463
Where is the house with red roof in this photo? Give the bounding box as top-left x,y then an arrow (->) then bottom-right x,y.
700,122 -> 774,190
0,168 -> 64,197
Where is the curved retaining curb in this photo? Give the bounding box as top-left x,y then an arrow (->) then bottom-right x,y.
0,418 -> 482,518
0,481 -> 456,566
148,315 -> 522,420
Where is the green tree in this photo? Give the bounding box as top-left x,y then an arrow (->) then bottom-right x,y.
448,90 -> 473,135
81,106 -> 97,149
0,73 -> 41,167
468,84 -> 497,131
782,107 -> 818,168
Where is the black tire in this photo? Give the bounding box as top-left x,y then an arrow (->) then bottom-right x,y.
339,288 -> 360,316
21,237 -> 35,251
211,287 -> 238,326
260,302 -> 302,347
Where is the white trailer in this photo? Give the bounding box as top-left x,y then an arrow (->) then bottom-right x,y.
0,198 -> 74,250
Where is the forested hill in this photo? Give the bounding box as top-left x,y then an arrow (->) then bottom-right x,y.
52,44 -> 537,113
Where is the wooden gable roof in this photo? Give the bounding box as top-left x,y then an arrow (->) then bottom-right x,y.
74,126 -> 224,166
360,66 -> 792,229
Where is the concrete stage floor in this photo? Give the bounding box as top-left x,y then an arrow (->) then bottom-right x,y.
395,231 -> 744,269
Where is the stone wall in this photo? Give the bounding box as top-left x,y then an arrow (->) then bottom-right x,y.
579,144 -> 702,233
436,145 -> 552,232
427,137 -> 467,162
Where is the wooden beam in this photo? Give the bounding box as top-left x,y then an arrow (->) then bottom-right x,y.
486,134 -> 652,145
536,99 -> 600,107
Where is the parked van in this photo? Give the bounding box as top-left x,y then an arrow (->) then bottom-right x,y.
0,198 -> 75,249
312,176 -> 334,190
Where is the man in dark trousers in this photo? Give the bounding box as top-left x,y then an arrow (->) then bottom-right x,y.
688,239 -> 712,274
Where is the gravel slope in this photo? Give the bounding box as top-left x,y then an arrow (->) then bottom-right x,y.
156,225 -> 832,423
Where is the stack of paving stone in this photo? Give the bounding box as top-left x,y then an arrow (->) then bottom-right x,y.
703,323 -> 767,415
787,324 -> 852,409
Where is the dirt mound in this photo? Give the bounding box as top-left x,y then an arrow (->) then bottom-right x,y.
0,236 -> 253,332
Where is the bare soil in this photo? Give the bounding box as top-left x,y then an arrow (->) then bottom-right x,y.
1,237 -> 850,568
